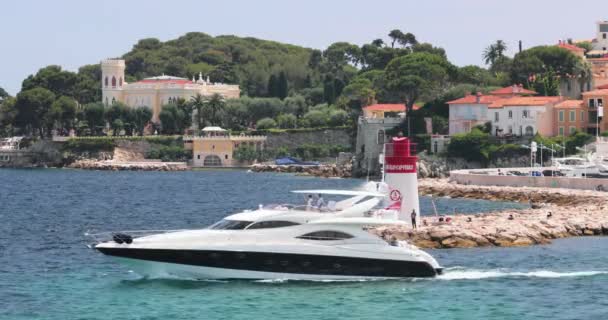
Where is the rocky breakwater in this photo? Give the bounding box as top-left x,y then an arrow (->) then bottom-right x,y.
67,160 -> 188,171
250,162 -> 352,178
373,179 -> 608,248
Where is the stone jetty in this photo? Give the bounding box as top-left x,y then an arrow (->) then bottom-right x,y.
67,159 -> 188,171
250,163 -> 352,178
374,179 -> 608,248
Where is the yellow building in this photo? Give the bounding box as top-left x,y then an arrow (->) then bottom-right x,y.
101,59 -> 240,123
184,127 -> 267,167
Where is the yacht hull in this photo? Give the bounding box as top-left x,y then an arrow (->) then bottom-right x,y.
98,247 -> 439,279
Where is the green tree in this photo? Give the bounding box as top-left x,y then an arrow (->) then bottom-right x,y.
83,102 -> 106,136
256,117 -> 277,129
277,71 -> 288,100
233,145 -> 258,162
276,113 -> 297,129
303,109 -> 328,127
0,97 -> 17,136
15,88 -> 56,137
133,107 -> 153,136
204,93 -> 225,126
189,93 -> 206,131
388,29 -> 405,48
511,46 -> 586,92
50,96 -> 77,134
267,74 -> 278,97
482,40 -> 507,66
159,104 -> 186,134
385,52 -> 454,136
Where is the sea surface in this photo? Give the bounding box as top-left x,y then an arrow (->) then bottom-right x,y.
1,169 -> 606,320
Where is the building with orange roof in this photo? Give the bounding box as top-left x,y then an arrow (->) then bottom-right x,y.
554,100 -> 587,136
447,92 -> 503,135
488,96 -> 564,137
582,89 -> 608,134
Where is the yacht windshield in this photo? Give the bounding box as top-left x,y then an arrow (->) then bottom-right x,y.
246,220 -> 300,229
208,219 -> 252,230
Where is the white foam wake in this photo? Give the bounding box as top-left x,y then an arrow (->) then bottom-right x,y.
438,268 -> 608,280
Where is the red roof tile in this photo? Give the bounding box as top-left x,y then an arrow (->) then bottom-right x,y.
489,85 -> 537,96
582,89 -> 608,96
488,96 -> 562,108
557,42 -> 585,53
447,94 -> 503,105
555,100 -> 584,109
363,103 -> 421,111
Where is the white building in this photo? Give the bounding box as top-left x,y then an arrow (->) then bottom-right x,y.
101,59 -> 240,123
489,96 -> 563,137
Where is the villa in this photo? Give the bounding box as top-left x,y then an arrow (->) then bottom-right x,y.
101,59 -> 240,123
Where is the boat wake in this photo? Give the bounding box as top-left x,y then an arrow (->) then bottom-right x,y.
437,267 -> 608,280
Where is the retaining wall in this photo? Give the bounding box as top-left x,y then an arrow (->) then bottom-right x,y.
450,168 -> 608,191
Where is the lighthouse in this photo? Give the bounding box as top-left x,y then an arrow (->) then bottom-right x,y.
383,137 -> 420,226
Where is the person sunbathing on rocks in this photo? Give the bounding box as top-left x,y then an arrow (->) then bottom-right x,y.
547,212 -> 552,219
508,214 -> 514,220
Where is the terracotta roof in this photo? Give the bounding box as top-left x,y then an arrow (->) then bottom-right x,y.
582,89 -> 608,96
488,96 -> 562,108
489,85 -> 537,96
557,42 -> 585,53
447,94 -> 503,105
363,103 -> 421,111
555,100 -> 584,109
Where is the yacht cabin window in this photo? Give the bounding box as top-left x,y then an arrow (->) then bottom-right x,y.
208,220 -> 253,230
246,221 -> 300,229
296,231 -> 354,241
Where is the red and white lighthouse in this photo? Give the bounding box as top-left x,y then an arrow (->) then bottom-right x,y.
383,137 -> 420,225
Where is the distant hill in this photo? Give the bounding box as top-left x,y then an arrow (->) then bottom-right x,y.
120,32 -> 314,97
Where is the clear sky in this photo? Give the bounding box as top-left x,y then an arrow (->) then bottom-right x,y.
1,0 -> 607,95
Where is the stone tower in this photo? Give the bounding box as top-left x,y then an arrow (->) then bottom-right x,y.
101,59 -> 125,106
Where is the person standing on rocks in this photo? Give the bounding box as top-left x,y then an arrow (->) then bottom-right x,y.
411,209 -> 417,229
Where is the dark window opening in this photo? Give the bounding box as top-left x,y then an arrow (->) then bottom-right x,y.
296,230 -> 354,241
208,219 -> 252,230
246,220 -> 300,229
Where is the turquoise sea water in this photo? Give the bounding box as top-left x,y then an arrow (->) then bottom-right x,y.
1,169 -> 606,320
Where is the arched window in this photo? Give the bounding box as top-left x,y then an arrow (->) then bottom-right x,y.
119,77 -> 123,87
377,129 -> 385,145
203,155 -> 222,166
525,126 -> 534,136
104,77 -> 108,87
111,76 -> 116,87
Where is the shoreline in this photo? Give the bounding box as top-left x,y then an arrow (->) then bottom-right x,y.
374,179 -> 608,249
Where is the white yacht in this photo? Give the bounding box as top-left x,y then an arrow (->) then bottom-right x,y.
92,137 -> 442,279
92,190 -> 442,280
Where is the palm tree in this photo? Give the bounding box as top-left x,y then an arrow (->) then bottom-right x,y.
189,93 -> 206,133
203,93 -> 225,126
494,40 -> 507,57
483,40 -> 508,65
483,44 -> 498,65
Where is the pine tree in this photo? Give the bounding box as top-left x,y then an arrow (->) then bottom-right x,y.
277,71 -> 288,100
267,74 -> 278,97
